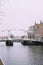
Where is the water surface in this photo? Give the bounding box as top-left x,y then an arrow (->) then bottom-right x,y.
0,42 -> 43,65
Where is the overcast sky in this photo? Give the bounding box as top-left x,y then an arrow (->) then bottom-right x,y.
0,0 -> 43,36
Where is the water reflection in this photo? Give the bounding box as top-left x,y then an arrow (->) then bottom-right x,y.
0,42 -> 43,65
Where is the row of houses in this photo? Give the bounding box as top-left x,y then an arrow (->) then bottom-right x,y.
28,20 -> 43,40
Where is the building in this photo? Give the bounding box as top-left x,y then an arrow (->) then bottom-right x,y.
29,20 -> 43,40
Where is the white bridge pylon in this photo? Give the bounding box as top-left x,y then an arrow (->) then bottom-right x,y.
19,29 -> 33,34
0,28 -> 17,39
0,28 -> 33,39
0,28 -> 32,35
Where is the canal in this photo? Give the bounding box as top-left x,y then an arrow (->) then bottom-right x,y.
0,42 -> 43,65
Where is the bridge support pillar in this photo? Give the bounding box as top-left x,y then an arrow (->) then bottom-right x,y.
21,41 -> 32,45
21,41 -> 28,45
6,40 -> 13,46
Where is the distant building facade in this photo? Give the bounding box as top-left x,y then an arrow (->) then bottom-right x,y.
29,20 -> 43,40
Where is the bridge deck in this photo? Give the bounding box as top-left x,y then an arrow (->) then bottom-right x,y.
0,38 -> 42,42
